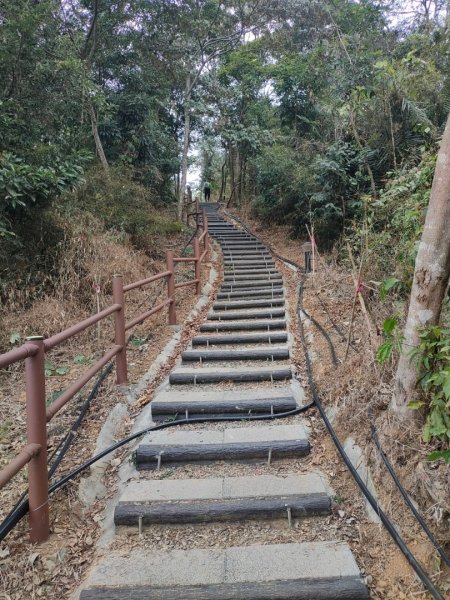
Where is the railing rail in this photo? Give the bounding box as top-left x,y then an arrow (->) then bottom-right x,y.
0,209 -> 209,542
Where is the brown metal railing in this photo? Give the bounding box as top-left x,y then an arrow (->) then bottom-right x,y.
0,211 -> 209,543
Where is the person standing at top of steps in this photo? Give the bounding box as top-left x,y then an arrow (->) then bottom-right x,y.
203,181 -> 211,202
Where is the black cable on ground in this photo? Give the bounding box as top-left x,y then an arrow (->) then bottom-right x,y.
224,206 -> 446,599
47,402 -> 316,495
296,292 -> 444,600
0,402 -> 315,542
0,363 -> 114,542
369,409 -> 450,567
48,363 -> 114,478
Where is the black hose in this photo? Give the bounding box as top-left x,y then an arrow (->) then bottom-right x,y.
0,363 -> 114,541
0,224 -> 206,542
47,402 -> 315,496
224,207 -> 446,599
0,402 -> 315,542
369,409 -> 450,567
296,292 -> 444,600
48,363 -> 114,478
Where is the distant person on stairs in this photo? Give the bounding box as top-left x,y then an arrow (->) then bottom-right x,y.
203,182 -> 211,202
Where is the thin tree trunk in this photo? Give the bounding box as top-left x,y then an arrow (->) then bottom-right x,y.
219,159 -> 227,203
178,74 -> 191,221
392,113 -> 450,419
88,102 -> 109,173
228,145 -> 236,207
237,151 -> 244,207
388,102 -> 397,171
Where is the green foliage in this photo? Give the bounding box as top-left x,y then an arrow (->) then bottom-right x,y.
409,320 -> 450,455
351,151 -> 436,286
372,277 -> 401,301
73,355 -> 90,365
69,169 -> 185,254
0,152 -> 86,236
9,332 -> 21,345
254,145 -> 313,224
376,317 -> 404,365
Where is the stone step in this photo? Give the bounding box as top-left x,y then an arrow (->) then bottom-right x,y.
199,319 -> 286,332
220,283 -> 280,292
135,423 -> 309,469
216,289 -> 283,300
223,268 -> 279,274
223,256 -> 272,262
223,257 -> 275,263
222,264 -> 276,271
192,332 -> 288,346
169,365 -> 292,385
223,274 -> 282,282
213,299 -> 284,310
222,249 -> 268,254
207,309 -> 285,321
79,542 -> 369,599
181,347 -> 289,363
215,236 -> 255,241
220,243 -> 266,249
114,473 -> 330,525
150,387 -> 297,419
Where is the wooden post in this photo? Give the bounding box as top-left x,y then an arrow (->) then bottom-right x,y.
25,336 -> 49,543
112,275 -> 127,384
194,238 -> 201,295
202,210 -> 209,254
166,250 -> 177,325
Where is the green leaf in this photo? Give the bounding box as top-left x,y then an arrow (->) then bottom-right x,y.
426,450 -> 450,463
74,355 -> 89,365
55,366 -> 69,375
44,360 -> 55,376
407,400 -> 424,410
383,318 -> 397,334
9,332 -> 21,345
380,277 -> 400,300
130,337 -> 147,348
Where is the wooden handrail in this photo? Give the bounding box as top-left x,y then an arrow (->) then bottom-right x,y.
0,206 -> 210,542
0,444 -> 41,490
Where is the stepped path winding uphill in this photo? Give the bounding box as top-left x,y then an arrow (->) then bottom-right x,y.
77,204 -> 369,600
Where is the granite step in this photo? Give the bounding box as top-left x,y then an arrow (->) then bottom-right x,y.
79,542 -> 369,599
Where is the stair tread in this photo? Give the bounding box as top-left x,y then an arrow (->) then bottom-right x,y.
140,423 -> 308,446
79,542 -> 367,597
118,473 -> 329,504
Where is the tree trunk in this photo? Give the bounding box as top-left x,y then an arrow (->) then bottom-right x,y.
88,102 -> 109,173
178,74 -> 191,221
392,113 -> 450,419
228,145 -> 236,207
219,159 -> 227,204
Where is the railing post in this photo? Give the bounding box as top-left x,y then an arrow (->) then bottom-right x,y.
166,250 -> 177,325
202,209 -> 209,254
194,238 -> 201,295
25,336 -> 49,543
112,275 -> 127,384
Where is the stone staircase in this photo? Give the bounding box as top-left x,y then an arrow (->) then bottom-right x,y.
78,204 -> 369,599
